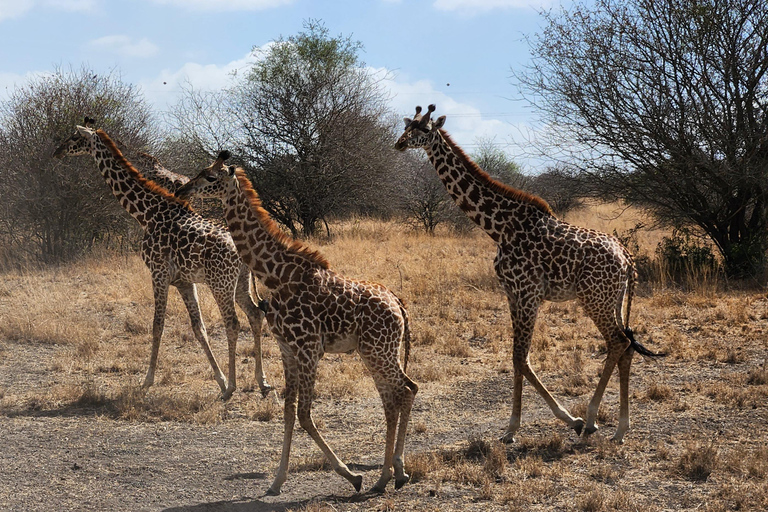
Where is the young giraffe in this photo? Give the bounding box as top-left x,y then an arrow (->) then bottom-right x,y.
52,120 -> 272,399
176,154 -> 418,495
395,105 -> 663,444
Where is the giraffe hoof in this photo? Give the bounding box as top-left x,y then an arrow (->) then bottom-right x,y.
395,473 -> 410,490
220,389 -> 235,401
500,432 -> 516,444
265,487 -> 281,496
584,424 -> 599,436
350,474 -> 363,493
571,418 -> 585,436
260,384 -> 274,398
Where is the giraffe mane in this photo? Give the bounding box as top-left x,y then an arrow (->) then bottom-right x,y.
234,168 -> 331,270
439,129 -> 555,217
95,130 -> 190,209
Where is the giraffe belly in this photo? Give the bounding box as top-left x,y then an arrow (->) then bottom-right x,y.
323,333 -> 359,354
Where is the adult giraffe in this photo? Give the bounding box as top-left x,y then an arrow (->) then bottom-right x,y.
52,119 -> 272,399
395,105 -> 663,444
176,154 -> 418,495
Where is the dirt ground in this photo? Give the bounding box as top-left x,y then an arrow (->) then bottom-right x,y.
1,241 -> 767,511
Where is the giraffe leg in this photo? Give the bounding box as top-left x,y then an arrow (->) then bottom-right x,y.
143,277 -> 169,390
612,346 -> 635,443
582,330 -> 628,437
393,380 -> 417,490
501,367 -> 525,443
503,298 -> 583,442
371,392 -> 398,493
234,270 -> 271,396
294,348 -> 363,493
361,346 -> 418,492
176,282 -> 228,395
267,341 -> 298,496
211,284 -> 242,400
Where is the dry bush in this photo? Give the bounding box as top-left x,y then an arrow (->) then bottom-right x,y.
677,440 -> 719,482
645,382 -> 673,402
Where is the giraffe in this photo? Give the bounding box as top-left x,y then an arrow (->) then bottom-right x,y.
176,153 -> 418,495
52,119 -> 272,399
394,104 -> 664,444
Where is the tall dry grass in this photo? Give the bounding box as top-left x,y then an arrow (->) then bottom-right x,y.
1,208 -> 767,510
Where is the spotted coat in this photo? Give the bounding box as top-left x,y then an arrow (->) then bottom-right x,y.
52,120 -> 271,399
395,104 -> 662,444
176,158 -> 418,495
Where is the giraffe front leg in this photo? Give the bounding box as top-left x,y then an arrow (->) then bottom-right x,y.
143,278 -> 169,390
267,345 -> 298,496
212,284 -> 244,400
295,347 -> 362,493
503,300 -> 583,441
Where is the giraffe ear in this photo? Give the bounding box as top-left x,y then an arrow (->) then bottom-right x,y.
403,117 -> 413,129
432,115 -> 446,131
227,165 -> 236,177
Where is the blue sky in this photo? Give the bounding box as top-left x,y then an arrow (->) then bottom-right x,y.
0,0 -> 563,171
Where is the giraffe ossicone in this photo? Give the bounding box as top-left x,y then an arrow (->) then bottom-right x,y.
395,104 -> 664,444
52,118 -> 273,399
176,155 -> 418,495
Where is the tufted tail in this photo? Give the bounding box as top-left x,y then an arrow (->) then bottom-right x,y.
622,262 -> 666,357
624,328 -> 666,358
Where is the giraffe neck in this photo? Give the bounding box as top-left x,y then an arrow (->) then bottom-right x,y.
426,130 -> 554,243
222,170 -> 330,290
91,131 -> 186,229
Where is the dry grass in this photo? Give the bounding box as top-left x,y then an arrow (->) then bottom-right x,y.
1,213 -> 768,510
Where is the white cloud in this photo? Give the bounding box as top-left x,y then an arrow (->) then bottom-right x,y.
0,0 -> 34,21
0,0 -> 96,21
87,35 -> 159,58
148,0 -> 293,11
376,68 -> 546,171
433,0 -> 551,14
140,50 -> 262,110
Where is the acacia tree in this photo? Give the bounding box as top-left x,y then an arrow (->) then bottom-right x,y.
0,66 -> 155,263
167,21 -> 396,237
521,0 -> 768,278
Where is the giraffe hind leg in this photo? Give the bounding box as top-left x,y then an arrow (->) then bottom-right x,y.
393,379 -> 418,489
177,282 -> 228,395
234,271 -> 272,396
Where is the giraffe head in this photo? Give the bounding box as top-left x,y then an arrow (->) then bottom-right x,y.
175,151 -> 234,201
52,117 -> 99,159
393,104 -> 446,151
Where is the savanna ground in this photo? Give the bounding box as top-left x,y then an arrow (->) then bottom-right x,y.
1,205 -> 767,512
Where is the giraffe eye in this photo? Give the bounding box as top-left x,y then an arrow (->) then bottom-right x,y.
204,175 -> 217,182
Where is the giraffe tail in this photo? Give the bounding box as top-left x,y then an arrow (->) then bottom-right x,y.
623,261 -> 666,358
624,328 -> 667,358
398,301 -> 419,393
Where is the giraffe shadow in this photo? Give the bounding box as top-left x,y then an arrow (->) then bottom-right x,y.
161,490 -> 384,512
0,399 -> 121,419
